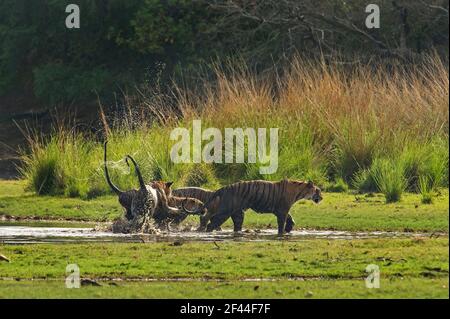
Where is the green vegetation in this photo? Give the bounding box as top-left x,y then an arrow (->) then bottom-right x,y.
325,178 -> 349,193
1,0 -> 448,301
371,158 -> 407,203
2,239 -> 447,280
18,57 -> 449,204
1,181 -> 448,232
1,1 -> 447,102
0,278 -> 447,299
419,176 -> 434,204
0,238 -> 447,298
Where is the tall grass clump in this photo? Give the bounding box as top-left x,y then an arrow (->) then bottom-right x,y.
418,175 -> 434,204
20,132 -> 104,198
325,177 -> 349,193
399,137 -> 448,192
371,158 -> 407,203
20,137 -> 62,195
351,169 -> 378,193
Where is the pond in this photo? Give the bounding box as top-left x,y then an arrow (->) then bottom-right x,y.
0,225 -> 437,244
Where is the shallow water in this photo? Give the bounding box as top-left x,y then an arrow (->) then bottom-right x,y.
0,225 -> 440,244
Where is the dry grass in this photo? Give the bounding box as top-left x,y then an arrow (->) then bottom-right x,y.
21,55 -> 449,198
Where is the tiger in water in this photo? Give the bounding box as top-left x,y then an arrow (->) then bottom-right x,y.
182,179 -> 322,236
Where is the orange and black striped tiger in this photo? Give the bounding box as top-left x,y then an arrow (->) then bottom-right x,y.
183,179 -> 322,236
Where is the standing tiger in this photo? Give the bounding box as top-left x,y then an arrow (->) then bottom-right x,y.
183,179 -> 322,236
174,186 -> 297,232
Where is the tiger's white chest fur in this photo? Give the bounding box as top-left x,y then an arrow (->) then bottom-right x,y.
146,185 -> 158,209
130,186 -> 159,218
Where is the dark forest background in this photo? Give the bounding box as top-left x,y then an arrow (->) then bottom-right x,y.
0,0 -> 448,177
0,0 -> 448,107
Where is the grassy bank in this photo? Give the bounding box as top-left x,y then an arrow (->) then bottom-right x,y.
1,239 -> 447,279
1,278 -> 447,299
0,238 -> 448,298
18,56 -> 448,202
1,180 -> 448,232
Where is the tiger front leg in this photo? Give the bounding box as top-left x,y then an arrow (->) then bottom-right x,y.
206,212 -> 230,232
276,215 -> 287,236
197,208 -> 212,232
231,210 -> 245,232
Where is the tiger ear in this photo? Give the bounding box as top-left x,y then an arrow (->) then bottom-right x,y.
165,181 -> 174,189
307,180 -> 314,187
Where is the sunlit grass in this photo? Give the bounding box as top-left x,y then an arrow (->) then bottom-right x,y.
18,55 -> 448,197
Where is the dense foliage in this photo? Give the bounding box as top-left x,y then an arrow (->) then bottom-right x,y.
0,0 -> 448,105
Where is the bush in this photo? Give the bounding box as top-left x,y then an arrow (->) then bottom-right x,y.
325,178 -> 349,193
351,168 -> 378,193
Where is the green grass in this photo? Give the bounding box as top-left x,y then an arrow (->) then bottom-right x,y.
0,278 -> 447,298
0,239 -> 448,280
371,158 -> 407,203
1,180 -> 448,232
419,175 -> 434,204
0,238 -> 447,298
1,179 -> 448,299
0,181 -> 120,221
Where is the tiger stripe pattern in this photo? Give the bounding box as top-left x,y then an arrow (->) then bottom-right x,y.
183,179 -> 322,235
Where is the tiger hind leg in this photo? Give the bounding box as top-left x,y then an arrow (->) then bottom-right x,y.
284,214 -> 295,233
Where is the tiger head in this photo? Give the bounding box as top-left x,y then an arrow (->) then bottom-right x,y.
289,180 -> 322,204
151,181 -> 174,197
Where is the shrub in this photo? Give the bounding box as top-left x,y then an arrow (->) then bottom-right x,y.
351,168 -> 378,193
325,177 -> 349,193
179,163 -> 219,189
